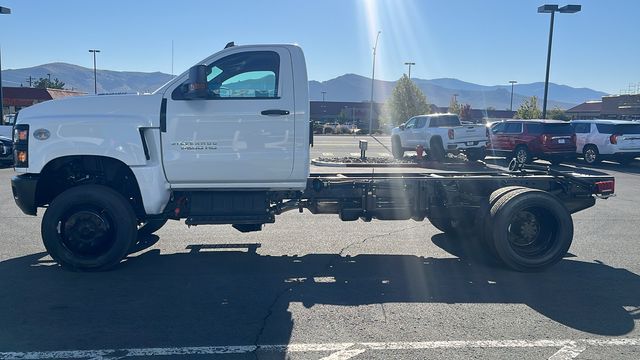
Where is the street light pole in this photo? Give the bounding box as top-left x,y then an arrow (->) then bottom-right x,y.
368,30 -> 381,134
509,80 -> 517,111
538,4 -> 581,119
0,6 -> 11,123
89,49 -> 101,94
321,91 -> 326,102
404,62 -> 415,79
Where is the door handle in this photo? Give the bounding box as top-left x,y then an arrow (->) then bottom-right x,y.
261,109 -> 290,116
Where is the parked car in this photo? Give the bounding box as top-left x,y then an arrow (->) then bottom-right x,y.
487,119 -> 576,164
0,135 -> 14,167
391,113 -> 488,161
571,119 -> 640,165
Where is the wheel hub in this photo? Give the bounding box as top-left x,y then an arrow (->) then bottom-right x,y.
62,210 -> 113,257
508,211 -> 541,247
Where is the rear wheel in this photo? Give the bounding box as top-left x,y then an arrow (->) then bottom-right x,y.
513,146 -> 531,164
466,147 -> 486,161
429,137 -> 446,162
391,137 -> 404,159
583,145 -> 600,165
42,185 -> 137,271
486,187 -> 573,272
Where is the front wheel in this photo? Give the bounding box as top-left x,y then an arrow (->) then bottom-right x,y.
41,185 -> 137,271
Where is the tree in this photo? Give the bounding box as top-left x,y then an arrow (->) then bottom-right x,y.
448,96 -> 460,114
515,96 -> 542,119
33,77 -> 65,89
382,74 -> 430,126
548,107 -> 569,121
459,104 -> 472,122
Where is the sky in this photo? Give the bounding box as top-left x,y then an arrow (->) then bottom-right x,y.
0,0 -> 639,95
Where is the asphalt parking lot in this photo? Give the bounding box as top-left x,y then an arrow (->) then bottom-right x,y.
0,135 -> 638,359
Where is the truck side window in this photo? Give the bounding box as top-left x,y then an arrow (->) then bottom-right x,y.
415,117 -> 427,128
405,118 -> 417,129
174,51 -> 280,100
491,123 -> 505,134
572,123 -> 591,133
504,123 -> 523,134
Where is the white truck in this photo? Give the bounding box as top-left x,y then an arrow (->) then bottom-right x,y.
390,114 -> 488,161
10,43 -> 614,272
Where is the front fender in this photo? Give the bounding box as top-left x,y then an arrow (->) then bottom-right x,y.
22,115 -> 150,174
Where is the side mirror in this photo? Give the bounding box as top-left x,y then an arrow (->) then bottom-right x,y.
184,65 -> 209,99
399,124 -> 406,131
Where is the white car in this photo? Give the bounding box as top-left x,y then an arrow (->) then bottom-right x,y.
571,119 -> 640,165
391,113 -> 488,161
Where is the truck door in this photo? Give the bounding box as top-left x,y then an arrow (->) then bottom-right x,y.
161,47 -> 295,186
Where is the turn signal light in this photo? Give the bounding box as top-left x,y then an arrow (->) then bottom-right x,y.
16,150 -> 28,164
17,129 -> 28,141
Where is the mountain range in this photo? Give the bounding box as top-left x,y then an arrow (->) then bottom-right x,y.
1,63 -> 608,110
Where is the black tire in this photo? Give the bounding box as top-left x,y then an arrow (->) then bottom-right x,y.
466,147 -> 486,162
41,185 -> 137,271
513,145 -> 531,164
391,136 -> 404,159
487,187 -> 573,272
583,145 -> 600,165
430,137 -> 446,162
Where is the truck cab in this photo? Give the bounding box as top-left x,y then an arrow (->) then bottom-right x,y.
12,44 -> 311,216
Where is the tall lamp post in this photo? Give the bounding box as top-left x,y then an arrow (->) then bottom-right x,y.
509,80 -> 517,111
404,62 -> 415,79
88,49 -> 101,94
0,6 -> 11,123
368,30 -> 381,134
538,4 -> 581,119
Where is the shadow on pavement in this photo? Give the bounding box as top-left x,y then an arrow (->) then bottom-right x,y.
0,242 -> 638,354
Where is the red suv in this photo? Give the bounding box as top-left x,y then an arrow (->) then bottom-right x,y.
487,120 -> 576,164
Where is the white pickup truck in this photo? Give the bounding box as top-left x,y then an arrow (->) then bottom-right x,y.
10,43 -> 614,272
391,114 -> 488,161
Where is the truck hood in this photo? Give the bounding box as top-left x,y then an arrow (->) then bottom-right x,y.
16,93 -> 164,128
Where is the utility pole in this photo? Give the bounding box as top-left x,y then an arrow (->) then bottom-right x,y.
368,30 -> 381,134
509,80 -> 518,111
89,49 -> 101,94
26,76 -> 33,87
404,62 -> 415,79
321,91 -> 326,102
0,6 -> 11,122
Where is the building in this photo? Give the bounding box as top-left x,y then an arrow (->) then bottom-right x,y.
310,101 -> 384,131
600,94 -> 640,120
567,94 -> 640,120
1,86 -> 85,117
565,100 -> 602,119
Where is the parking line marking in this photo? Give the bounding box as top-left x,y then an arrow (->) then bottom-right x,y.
548,341 -> 587,360
320,349 -> 367,360
0,338 -> 637,359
